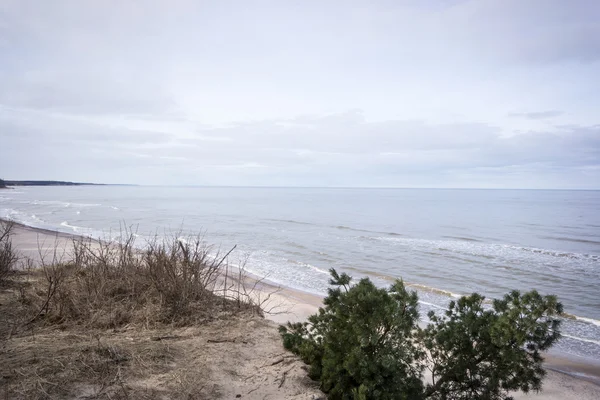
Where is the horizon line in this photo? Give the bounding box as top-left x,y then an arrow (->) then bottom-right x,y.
4,180 -> 599,191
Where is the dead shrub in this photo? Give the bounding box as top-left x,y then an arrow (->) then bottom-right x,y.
0,226 -> 287,399
18,229 -> 265,331
0,220 -> 18,284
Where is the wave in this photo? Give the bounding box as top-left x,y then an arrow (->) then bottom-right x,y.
405,283 -> 462,298
517,246 -> 599,261
336,225 -> 405,236
267,218 -> 405,237
283,241 -> 309,251
346,269 -> 465,299
542,236 -> 600,246
60,221 -> 93,234
441,235 -> 482,242
562,334 -> 600,346
576,316 -> 600,327
440,224 -> 470,231
418,300 -> 447,311
1,210 -> 98,239
561,313 -> 600,327
70,202 -> 102,208
334,225 -> 353,230
2,209 -> 46,227
266,218 -> 314,226
367,236 -> 600,263
25,200 -> 101,208
30,214 -> 44,223
286,259 -> 330,275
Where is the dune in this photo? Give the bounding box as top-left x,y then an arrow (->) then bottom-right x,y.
2,221 -> 599,399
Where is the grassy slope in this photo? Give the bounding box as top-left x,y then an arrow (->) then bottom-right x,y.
0,221 -> 322,399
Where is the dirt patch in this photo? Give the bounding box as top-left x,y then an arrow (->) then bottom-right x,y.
1,307 -> 322,399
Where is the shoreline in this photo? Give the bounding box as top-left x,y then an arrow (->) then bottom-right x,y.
2,218 -> 324,324
3,218 -> 600,394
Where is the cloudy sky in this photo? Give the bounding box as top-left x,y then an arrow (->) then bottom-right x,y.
1,0 -> 599,188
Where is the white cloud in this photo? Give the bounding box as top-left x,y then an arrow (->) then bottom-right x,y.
0,0 -> 599,188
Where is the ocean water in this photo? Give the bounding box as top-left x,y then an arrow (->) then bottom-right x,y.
1,186 -> 599,363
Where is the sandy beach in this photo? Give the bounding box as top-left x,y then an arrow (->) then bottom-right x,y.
4,220 -> 600,399
7,221 -> 323,324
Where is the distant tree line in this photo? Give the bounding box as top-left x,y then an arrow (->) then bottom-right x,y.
3,180 -> 90,186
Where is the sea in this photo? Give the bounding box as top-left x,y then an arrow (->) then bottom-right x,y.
1,186 -> 599,364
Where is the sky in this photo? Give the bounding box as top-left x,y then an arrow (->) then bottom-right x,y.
1,0 -> 599,188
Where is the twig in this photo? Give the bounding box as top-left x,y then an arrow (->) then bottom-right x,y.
207,338 -> 248,344
150,335 -> 181,341
214,245 -> 237,269
267,357 -> 284,367
24,269 -> 60,325
278,366 -> 294,388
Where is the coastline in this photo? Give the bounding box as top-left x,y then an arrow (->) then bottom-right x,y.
4,218 -> 600,398
2,218 -> 323,324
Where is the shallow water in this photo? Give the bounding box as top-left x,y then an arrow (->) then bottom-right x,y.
2,186 -> 599,362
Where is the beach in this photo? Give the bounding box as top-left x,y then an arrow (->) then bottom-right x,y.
3,186 -> 599,366
1,220 -> 325,399
3,220 -> 599,399
7,220 -> 323,325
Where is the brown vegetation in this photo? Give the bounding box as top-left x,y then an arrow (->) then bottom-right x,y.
0,221 -> 321,399
0,220 -> 18,283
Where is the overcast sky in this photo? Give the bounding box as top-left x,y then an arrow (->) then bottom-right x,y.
1,0 -> 599,188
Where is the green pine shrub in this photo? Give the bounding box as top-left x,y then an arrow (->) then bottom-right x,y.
280,269 -> 562,400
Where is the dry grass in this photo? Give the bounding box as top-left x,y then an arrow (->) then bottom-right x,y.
0,220 -> 18,284
3,330 -> 176,399
0,225 -> 302,400
15,228 -> 267,330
